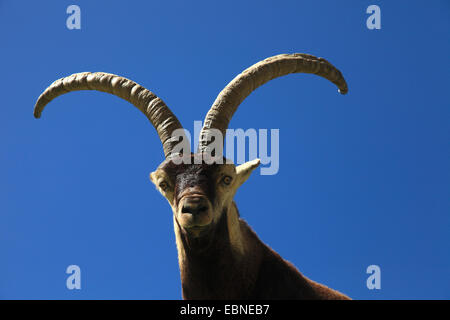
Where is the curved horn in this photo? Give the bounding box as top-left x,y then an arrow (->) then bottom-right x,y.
34,72 -> 185,158
198,53 -> 348,153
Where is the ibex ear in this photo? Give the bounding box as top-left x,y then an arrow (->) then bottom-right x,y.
149,171 -> 157,185
235,159 -> 260,187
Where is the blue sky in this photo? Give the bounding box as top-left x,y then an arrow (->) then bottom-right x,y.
0,1 -> 449,299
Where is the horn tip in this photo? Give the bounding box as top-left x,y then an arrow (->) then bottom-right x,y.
33,105 -> 42,119
336,76 -> 348,95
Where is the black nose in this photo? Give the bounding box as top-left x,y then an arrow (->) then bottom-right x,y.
181,197 -> 209,216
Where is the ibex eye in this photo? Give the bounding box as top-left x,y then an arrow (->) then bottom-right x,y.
222,176 -> 232,185
159,181 -> 169,191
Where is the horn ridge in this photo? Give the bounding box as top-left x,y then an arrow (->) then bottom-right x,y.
198,53 -> 348,153
34,72 -> 185,158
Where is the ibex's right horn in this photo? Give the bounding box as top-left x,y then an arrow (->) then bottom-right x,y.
34,72 -> 185,158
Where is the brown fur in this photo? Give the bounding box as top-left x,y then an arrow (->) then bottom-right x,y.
153,155 -> 350,300
176,203 -> 350,300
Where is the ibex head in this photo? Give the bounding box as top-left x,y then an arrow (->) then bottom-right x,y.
150,154 -> 260,238
35,53 -> 347,242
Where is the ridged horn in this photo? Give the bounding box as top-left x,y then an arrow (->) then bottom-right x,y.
198,53 -> 348,153
34,72 -> 185,158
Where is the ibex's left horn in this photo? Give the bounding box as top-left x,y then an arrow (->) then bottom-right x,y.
198,53 -> 348,153
34,72 -> 185,158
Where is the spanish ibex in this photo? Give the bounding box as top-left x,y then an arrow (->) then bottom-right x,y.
35,53 -> 350,299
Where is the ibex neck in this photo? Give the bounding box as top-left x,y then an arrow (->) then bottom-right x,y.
173,203 -> 257,299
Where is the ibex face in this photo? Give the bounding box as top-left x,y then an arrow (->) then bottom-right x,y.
150,154 -> 260,238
